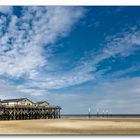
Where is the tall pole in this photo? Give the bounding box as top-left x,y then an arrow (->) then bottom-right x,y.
59,109 -> 61,118
106,110 -> 108,118
103,110 -> 104,117
97,108 -> 99,117
88,107 -> 91,120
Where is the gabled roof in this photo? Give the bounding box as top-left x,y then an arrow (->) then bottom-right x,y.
1,98 -> 33,103
36,101 -> 49,105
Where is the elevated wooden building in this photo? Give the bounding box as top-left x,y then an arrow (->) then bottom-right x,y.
0,98 -> 61,120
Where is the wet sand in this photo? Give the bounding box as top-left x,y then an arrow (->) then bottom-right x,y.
0,117 -> 140,135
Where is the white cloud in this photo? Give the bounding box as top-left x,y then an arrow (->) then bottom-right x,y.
1,74 -> 140,114
82,28 -> 140,69
105,65 -> 140,79
19,88 -> 45,96
30,92 -> 43,96
29,28 -> 140,90
93,77 -> 140,114
0,80 -> 28,100
1,6 -> 140,91
20,60 -> 110,90
0,6 -> 84,78
45,76 -> 140,114
0,6 -> 13,14
104,29 -> 140,57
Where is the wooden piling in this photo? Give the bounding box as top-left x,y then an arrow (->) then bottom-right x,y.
0,105 -> 61,120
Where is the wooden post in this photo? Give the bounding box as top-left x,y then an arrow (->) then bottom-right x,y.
88,107 -> 91,120
0,104 -> 61,120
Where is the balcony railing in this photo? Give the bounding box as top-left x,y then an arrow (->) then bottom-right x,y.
0,104 -> 61,109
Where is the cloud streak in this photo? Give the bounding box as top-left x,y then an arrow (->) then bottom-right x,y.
42,27 -> 140,89
1,6 -> 140,92
0,6 -> 13,14
0,6 -> 84,78
16,25 -> 140,92
47,76 -> 140,114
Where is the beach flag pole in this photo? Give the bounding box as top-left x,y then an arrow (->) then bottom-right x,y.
88,107 -> 91,120
96,108 -> 99,117
103,110 -> 104,117
106,110 -> 108,117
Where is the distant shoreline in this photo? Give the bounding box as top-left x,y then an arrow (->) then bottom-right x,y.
62,114 -> 140,118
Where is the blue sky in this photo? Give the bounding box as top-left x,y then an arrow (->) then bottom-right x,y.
0,6 -> 140,114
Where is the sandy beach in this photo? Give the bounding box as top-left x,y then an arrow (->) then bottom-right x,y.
0,117 -> 140,135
